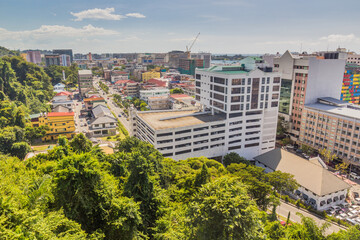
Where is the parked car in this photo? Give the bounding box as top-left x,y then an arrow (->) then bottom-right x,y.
354,192 -> 360,198
350,172 -> 360,180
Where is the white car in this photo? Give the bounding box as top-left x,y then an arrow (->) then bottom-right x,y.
350,172 -> 360,180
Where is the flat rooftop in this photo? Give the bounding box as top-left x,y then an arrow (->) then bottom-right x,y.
198,65 -> 249,75
305,102 -> 360,120
137,110 -> 225,130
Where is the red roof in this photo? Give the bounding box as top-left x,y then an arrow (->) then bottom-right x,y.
170,94 -> 191,99
147,79 -> 166,87
56,91 -> 73,96
115,80 -> 131,85
48,112 -> 74,117
84,97 -> 105,102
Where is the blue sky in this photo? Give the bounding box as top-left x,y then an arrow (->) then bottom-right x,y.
1,0 -> 359,54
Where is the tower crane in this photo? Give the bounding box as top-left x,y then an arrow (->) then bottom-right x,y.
186,32 -> 200,59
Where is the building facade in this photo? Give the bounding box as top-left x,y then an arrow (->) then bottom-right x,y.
142,71 -> 161,81
29,112 -> 76,141
53,49 -> 73,63
255,148 -> 350,211
299,97 -> 360,163
273,51 -> 346,139
78,70 -> 93,97
45,54 -> 60,67
140,88 -> 170,101
133,65 -> 281,160
26,51 -> 42,64
341,64 -> 360,104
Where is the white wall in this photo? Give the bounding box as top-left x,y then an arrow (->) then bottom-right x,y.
305,58 -> 346,104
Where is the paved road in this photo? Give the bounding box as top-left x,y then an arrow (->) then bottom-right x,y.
277,201 -> 346,235
92,77 -> 132,135
73,98 -> 89,134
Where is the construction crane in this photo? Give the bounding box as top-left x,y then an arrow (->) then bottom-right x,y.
186,32 -> 200,59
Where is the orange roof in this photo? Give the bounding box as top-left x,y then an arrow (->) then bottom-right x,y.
170,94 -> 191,99
84,97 -> 105,102
56,91 -> 73,96
115,80 -> 132,85
47,112 -> 74,117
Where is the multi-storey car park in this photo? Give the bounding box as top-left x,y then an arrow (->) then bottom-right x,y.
131,64 -> 281,160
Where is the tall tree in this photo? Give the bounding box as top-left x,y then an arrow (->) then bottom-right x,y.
188,177 -> 264,240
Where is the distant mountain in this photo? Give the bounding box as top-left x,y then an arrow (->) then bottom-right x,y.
0,46 -> 20,57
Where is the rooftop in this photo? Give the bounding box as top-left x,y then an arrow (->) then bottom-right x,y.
170,94 -> 193,99
55,91 -> 72,96
47,112 -> 74,117
199,65 -> 249,75
305,101 -> 360,120
92,104 -> 112,118
78,70 -> 92,75
137,110 -> 225,130
254,149 -> 351,196
84,97 -> 105,102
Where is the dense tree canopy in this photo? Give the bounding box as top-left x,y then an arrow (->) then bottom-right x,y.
0,134 -> 358,239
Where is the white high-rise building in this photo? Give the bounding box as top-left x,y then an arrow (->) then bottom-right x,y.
132,65 -> 281,160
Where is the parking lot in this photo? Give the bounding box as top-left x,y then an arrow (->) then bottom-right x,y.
327,194 -> 360,225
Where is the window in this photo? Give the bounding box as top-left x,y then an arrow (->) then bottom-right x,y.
175,149 -> 191,155
231,105 -> 240,111
231,96 -> 240,102
232,78 -> 242,85
245,143 -> 259,148
157,132 -> 172,137
214,77 -> 225,84
228,145 -> 241,150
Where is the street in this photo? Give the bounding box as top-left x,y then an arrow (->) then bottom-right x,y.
73,98 -> 89,134
92,77 -> 131,134
277,201 -> 346,235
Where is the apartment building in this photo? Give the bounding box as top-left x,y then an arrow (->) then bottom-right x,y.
142,71 -> 161,81
124,82 -> 139,97
89,105 -> 117,137
148,96 -> 170,110
29,112 -> 76,141
299,97 -> 360,163
133,65 -> 281,160
191,52 -> 211,68
26,50 -> 42,64
45,54 -> 60,67
53,49 -> 73,63
140,88 -> 170,101
179,58 -> 204,76
273,50 -> 346,139
78,70 -> 93,97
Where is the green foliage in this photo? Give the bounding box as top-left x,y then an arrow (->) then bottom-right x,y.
0,46 -> 19,57
188,177 -> 265,240
222,152 -> 248,167
99,81 -> 109,94
194,163 -> 210,188
170,88 -> 184,94
0,56 -> 53,113
266,170 -> 299,193
0,131 -> 358,239
44,63 -> 79,87
69,133 -> 92,153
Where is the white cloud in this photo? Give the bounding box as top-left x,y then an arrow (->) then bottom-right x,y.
319,34 -> 357,42
71,8 -> 126,21
126,13 -> 146,18
0,24 -> 118,41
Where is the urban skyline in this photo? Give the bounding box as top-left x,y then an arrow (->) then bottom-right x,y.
1,0 -> 360,54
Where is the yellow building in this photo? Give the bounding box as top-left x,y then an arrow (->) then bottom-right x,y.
142,71 -> 161,81
29,112 -> 76,141
21,53 -> 27,61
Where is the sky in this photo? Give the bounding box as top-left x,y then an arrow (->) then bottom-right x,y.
1,0 -> 360,54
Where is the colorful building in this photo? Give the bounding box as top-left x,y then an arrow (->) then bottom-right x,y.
142,71 -> 161,81
29,112 -> 76,141
341,64 -> 360,104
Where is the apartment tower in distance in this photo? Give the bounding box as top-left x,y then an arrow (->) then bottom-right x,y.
53,49 -> 73,63
78,70 -> 93,97
273,50 -> 346,139
132,64 -> 281,160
